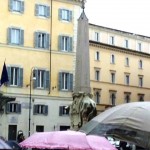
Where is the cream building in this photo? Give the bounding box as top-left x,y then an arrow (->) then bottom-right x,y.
89,24 -> 150,112
0,0 -> 150,141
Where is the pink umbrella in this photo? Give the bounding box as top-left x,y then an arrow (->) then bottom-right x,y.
20,130 -> 117,150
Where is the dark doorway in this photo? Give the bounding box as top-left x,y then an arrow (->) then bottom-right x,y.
8,125 -> 17,140
36,125 -> 44,132
60,126 -> 70,131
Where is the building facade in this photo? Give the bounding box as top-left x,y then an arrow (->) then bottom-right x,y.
0,0 -> 81,140
0,0 -> 150,141
89,24 -> 150,111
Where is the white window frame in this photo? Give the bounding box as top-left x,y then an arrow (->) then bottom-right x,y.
139,76 -> 143,87
125,57 -> 129,67
95,32 -> 100,42
95,70 -> 100,81
124,39 -> 129,48
110,54 -> 115,64
139,60 -> 143,69
110,72 -> 115,84
109,36 -> 115,45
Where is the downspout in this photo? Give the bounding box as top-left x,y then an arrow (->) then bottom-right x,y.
49,0 -> 53,94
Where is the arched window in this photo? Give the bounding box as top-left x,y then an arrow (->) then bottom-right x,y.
125,57 -> 129,66
111,54 -> 115,64
139,60 -> 143,69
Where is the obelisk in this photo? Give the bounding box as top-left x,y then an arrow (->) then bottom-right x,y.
70,0 -> 97,131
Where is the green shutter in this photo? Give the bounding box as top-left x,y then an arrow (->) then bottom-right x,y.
58,72 -> 63,90
7,66 -> 11,86
59,106 -> 63,116
33,105 -> 37,115
69,73 -> 73,91
17,104 -> 21,113
46,6 -> 50,18
20,1 -> 24,13
35,4 -> 39,16
20,29 -> 24,45
6,103 -> 10,114
34,32 -> 39,48
68,37 -> 72,52
18,68 -> 23,87
58,35 -> 63,51
45,34 -> 50,49
9,0 -> 13,11
44,71 -> 50,90
69,11 -> 72,22
33,69 -> 38,89
7,28 -> 11,44
58,9 -> 62,20
44,105 -> 48,115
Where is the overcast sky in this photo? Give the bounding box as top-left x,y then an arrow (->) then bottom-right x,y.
85,0 -> 150,37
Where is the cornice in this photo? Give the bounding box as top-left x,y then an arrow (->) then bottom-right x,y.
89,24 -> 150,42
90,40 -> 150,58
54,0 -> 81,6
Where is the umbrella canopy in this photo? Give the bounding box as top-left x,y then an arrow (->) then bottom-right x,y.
80,102 -> 150,148
20,130 -> 117,150
0,139 -> 12,149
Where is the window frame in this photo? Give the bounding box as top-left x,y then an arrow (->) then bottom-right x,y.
33,104 -> 48,115
59,72 -> 73,91
35,4 -> 50,18
9,0 -> 24,13
59,8 -> 72,22
59,106 -> 69,116
6,103 -> 21,114
8,27 -> 24,46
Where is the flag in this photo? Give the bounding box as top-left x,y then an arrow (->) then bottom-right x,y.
0,62 -> 9,86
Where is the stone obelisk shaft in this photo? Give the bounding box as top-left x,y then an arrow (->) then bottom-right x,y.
74,10 -> 90,94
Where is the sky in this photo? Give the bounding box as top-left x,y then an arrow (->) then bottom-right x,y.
85,0 -> 150,37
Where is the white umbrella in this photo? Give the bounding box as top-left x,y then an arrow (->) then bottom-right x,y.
0,139 -> 12,149
80,102 -> 150,149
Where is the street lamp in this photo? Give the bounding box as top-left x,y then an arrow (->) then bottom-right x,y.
28,67 -> 36,137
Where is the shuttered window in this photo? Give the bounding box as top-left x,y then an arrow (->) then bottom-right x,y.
58,9 -> 72,22
34,32 -> 50,49
35,4 -> 50,18
7,66 -> 23,87
9,0 -> 24,13
33,105 -> 48,115
33,69 -> 49,90
59,72 -> 73,91
8,27 -> 24,45
58,35 -> 72,52
59,106 -> 69,116
6,103 -> 21,114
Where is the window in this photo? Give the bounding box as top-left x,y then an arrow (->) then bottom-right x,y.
124,93 -> 130,103
8,27 -> 24,45
125,57 -> 129,67
110,92 -> 116,106
109,36 -> 115,45
7,66 -> 23,87
35,4 -> 50,18
33,104 -> 48,115
124,39 -> 129,48
95,32 -> 100,42
125,74 -> 130,85
110,54 -> 115,64
139,60 -> 143,69
33,69 -> 49,89
59,72 -> 73,91
110,72 -> 115,83
139,76 -> 143,87
138,94 -> 144,101
59,9 -> 72,22
34,32 -> 50,49
137,42 -> 142,51
9,0 -> 24,13
95,70 -> 100,81
36,126 -> 44,132
6,103 -> 21,113
95,51 -> 100,61
59,106 -> 69,116
95,92 -> 100,104
59,35 -> 72,52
